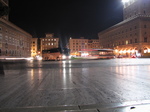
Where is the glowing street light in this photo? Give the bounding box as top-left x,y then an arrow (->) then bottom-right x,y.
122,0 -> 129,3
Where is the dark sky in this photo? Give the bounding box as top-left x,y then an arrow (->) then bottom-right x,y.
9,0 -> 123,40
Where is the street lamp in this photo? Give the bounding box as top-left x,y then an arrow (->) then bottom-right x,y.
122,0 -> 129,3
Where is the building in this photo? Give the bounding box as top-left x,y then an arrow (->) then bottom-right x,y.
98,0 -> 150,57
31,38 -> 38,57
40,33 -> 59,51
0,0 -> 32,57
88,39 -> 100,49
69,37 -> 100,56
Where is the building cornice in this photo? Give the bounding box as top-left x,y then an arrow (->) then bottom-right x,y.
0,18 -> 32,37
98,15 -> 150,35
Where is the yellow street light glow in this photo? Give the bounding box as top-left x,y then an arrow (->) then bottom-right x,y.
127,50 -> 130,53
119,50 -> 123,53
123,50 -> 126,53
122,0 -> 129,3
115,49 -> 118,53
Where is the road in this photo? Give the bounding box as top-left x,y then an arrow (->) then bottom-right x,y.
0,58 -> 150,111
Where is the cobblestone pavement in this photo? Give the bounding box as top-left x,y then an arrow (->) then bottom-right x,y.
0,58 -> 150,111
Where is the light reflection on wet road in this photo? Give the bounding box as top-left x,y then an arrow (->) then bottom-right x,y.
0,59 -> 150,108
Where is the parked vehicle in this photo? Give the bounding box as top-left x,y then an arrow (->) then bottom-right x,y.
42,48 -> 70,61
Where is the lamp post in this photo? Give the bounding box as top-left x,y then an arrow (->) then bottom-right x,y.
122,0 -> 129,3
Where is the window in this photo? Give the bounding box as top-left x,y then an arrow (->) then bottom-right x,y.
126,40 -> 128,45
135,26 -> 137,29
135,12 -> 136,15
135,38 -> 137,43
130,39 -> 132,44
0,34 -> 2,39
144,37 -> 147,42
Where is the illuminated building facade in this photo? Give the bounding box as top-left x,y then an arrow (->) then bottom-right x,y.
98,0 -> 150,57
40,33 -> 59,51
0,0 -> 32,57
69,37 -> 100,55
31,38 -> 38,57
88,39 -> 100,49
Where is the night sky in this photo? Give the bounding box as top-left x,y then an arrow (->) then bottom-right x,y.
9,0 -> 123,40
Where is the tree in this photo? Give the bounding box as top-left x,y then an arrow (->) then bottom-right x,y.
0,2 -> 9,18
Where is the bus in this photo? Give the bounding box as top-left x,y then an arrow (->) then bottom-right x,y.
42,48 -> 70,61
78,49 -> 115,59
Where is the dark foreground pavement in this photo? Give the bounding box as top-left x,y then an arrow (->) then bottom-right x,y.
0,58 -> 150,111
0,101 -> 150,112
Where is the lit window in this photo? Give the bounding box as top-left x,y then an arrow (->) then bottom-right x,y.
126,40 -> 128,45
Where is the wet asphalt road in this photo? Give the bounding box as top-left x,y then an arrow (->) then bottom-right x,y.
0,58 -> 150,108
